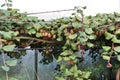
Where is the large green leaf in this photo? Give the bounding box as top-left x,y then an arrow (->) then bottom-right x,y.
114,46 -> 120,52
105,32 -> 114,40
85,28 -> 93,34
1,66 -> 10,72
102,46 -> 111,51
6,59 -> 17,66
3,44 -> 15,52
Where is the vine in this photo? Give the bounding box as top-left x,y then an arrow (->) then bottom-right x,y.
0,1 -> 120,80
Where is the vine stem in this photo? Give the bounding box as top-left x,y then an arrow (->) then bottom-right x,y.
1,50 -> 9,80
14,36 -> 65,44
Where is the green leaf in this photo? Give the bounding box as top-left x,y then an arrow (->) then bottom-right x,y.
15,37 -> 20,42
108,25 -> 115,31
114,46 -> 120,52
13,31 -> 19,36
8,0 -> 12,2
33,23 -> 41,31
1,4 -> 6,7
85,28 -> 93,34
79,37 -> 88,42
1,66 -> 10,72
3,32 -> 12,40
112,36 -> 120,44
28,29 -> 36,35
69,34 -> 77,39
102,55 -> 110,60
117,55 -> 120,61
83,72 -> 91,79
102,46 -> 111,51
87,42 -> 94,47
87,35 -> 96,40
105,32 -> 114,40
115,29 -> 120,34
65,69 -> 72,76
3,44 -> 15,52
6,59 -> 17,66
71,43 -> 77,50
36,33 -> 42,38
60,50 -> 73,56
57,56 -> 62,62
72,22 -> 81,28
57,36 -> 63,41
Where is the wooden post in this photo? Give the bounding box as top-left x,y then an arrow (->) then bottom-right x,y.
34,49 -> 38,80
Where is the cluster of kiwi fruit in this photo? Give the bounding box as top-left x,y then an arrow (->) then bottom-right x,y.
43,49 -> 53,54
94,29 -> 106,36
39,29 -> 57,39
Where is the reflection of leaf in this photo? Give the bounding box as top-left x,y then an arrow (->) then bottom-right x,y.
1,66 -> 10,72
102,46 -> 111,51
105,32 -> 114,40
114,46 -> 120,52
6,59 -> 17,66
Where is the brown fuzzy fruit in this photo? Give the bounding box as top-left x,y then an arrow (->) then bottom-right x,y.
7,41 -> 14,45
67,60 -> 75,65
48,33 -> 52,38
52,34 -> 57,39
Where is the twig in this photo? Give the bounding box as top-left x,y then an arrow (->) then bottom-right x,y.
1,50 -> 9,80
14,36 -> 64,44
